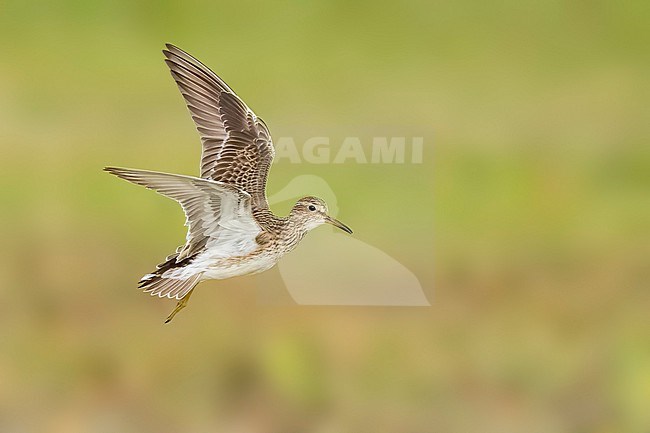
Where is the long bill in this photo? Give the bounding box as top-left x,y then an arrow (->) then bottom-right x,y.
325,215 -> 353,234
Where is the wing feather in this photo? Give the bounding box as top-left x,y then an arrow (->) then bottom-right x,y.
104,167 -> 261,261
162,44 -> 275,211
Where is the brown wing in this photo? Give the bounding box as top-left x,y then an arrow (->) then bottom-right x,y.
103,167 -> 262,262
162,44 -> 275,210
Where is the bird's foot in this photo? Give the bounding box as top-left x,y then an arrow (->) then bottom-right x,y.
164,289 -> 194,323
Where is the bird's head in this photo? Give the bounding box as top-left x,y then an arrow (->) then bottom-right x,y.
290,196 -> 352,234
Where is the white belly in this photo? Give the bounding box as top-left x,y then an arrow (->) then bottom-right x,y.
160,241 -> 285,282
201,250 -> 279,280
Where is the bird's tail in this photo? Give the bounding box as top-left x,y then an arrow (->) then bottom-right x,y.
139,271 -> 202,299
137,251 -> 202,299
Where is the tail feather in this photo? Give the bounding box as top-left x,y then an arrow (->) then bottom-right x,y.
138,251 -> 203,299
140,272 -> 202,299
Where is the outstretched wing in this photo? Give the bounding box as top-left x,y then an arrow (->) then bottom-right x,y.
104,167 -> 262,261
162,44 -> 275,211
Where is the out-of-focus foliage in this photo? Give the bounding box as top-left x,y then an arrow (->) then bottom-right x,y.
0,0 -> 648,432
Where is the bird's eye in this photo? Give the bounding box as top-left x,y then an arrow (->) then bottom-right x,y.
308,205 -> 316,211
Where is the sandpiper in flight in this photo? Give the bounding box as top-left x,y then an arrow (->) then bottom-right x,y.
105,44 -> 352,323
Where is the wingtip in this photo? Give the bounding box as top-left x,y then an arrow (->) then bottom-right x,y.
164,43 -> 182,56
162,43 -> 177,58
103,167 -> 133,180
103,166 -> 121,174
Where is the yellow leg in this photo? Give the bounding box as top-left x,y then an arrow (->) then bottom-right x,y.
164,289 -> 195,324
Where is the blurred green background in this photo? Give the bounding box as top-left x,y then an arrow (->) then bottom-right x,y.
1,0 -> 649,432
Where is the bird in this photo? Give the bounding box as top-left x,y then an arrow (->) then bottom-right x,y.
105,44 -> 352,323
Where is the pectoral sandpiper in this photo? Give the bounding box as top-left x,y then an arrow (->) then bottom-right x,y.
105,44 -> 352,323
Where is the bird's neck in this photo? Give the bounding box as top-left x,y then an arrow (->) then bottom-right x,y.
282,212 -> 310,249
252,207 -> 308,250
